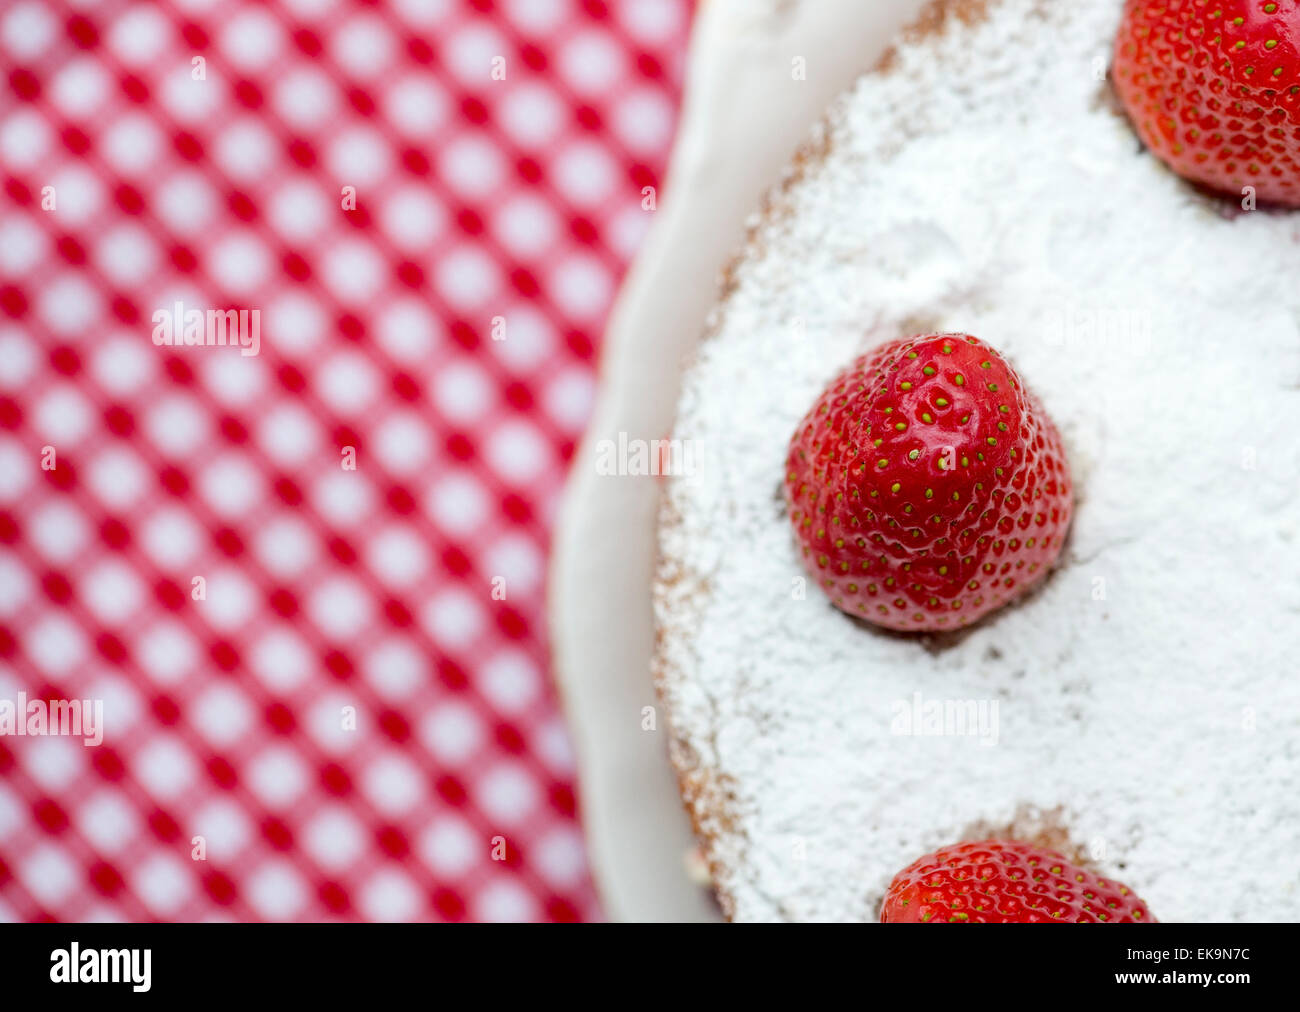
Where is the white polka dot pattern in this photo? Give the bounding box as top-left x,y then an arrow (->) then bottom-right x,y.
0,0 -> 690,921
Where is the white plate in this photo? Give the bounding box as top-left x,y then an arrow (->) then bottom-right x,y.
549,0 -> 931,922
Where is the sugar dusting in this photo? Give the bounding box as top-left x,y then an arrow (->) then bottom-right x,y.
654,0 -> 1300,922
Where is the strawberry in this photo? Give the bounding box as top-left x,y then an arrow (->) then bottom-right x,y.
880,839 -> 1156,923
1111,0 -> 1300,206
785,333 -> 1072,632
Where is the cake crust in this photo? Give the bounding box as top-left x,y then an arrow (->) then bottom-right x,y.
652,0 -> 1002,921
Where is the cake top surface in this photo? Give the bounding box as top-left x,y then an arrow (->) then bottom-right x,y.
654,0 -> 1300,922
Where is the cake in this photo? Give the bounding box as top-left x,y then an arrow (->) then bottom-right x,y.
652,0 -> 1300,922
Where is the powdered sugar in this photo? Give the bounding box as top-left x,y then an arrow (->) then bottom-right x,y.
654,0 -> 1300,922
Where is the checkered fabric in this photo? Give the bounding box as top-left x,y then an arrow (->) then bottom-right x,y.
0,0 -> 690,921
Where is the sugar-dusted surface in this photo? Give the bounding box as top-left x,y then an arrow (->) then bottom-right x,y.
654,0 -> 1300,922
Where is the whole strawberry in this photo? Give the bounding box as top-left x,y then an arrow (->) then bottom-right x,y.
1112,0 -> 1300,206
785,333 -> 1072,632
880,839 -> 1156,923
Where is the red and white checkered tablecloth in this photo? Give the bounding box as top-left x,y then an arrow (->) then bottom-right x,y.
0,0 -> 691,921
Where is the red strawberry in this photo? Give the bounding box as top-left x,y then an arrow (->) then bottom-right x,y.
1112,0 -> 1300,206
785,333 -> 1072,632
880,839 -> 1156,923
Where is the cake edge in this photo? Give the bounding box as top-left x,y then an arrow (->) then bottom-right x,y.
649,0 -> 1000,921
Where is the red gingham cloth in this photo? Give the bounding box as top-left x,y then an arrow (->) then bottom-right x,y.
0,0 -> 690,921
